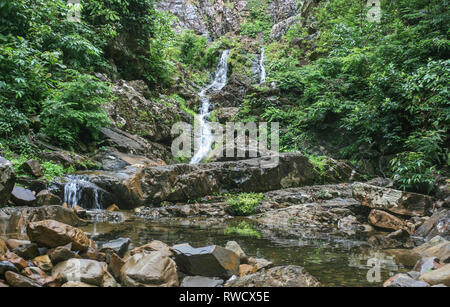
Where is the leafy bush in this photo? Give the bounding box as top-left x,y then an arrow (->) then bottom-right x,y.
226,193 -> 264,216
224,221 -> 262,238
41,72 -> 112,148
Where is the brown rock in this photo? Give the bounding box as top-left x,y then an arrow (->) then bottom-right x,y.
108,252 -> 124,280
6,239 -> 30,250
33,255 -> 53,272
419,263 -> 450,286
0,239 -> 8,256
368,209 -> 407,232
0,252 -> 28,270
36,190 -> 61,206
385,249 -> 422,267
48,243 -> 80,264
20,160 -> 44,178
107,204 -> 120,212
5,271 -> 41,287
239,264 -> 257,277
22,266 -> 50,286
128,240 -> 173,258
27,219 -> 92,252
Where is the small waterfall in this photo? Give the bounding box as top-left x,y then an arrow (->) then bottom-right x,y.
259,48 -> 266,85
63,175 -> 102,210
190,49 -> 231,164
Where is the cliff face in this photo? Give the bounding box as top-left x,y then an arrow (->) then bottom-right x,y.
157,0 -> 300,39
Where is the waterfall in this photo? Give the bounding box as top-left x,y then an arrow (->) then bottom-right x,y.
259,48 -> 266,85
190,49 -> 231,164
63,175 -> 101,210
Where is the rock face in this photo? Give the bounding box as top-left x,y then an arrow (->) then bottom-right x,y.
352,183 -> 434,216
0,156 -> 15,207
173,243 -> 239,278
120,251 -> 178,287
0,205 -> 87,234
27,220 -> 93,252
415,209 -> 449,241
52,259 -> 106,286
11,186 -> 36,207
226,265 -> 320,287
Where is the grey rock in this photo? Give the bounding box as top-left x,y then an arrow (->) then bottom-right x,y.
100,237 -> 131,258
0,156 -> 15,207
181,276 -> 224,287
11,186 -> 36,207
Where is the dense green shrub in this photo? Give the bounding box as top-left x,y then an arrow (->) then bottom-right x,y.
226,193 -> 264,216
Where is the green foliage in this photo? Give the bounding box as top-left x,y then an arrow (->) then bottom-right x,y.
240,0 -> 273,40
41,72 -> 112,148
226,193 -> 264,216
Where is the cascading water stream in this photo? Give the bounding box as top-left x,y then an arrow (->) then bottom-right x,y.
259,47 -> 266,85
190,49 -> 231,164
63,175 -> 101,210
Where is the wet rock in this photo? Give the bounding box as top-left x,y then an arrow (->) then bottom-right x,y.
36,190 -> 61,207
225,241 -> 248,264
72,205 -> 87,219
383,273 -> 429,287
173,243 -> 240,278
5,271 -> 42,287
20,160 -> 44,178
48,243 -> 80,264
0,261 -> 19,277
12,242 -> 40,260
419,263 -> 450,286
368,209 -> 408,232
100,237 -> 131,258
108,252 -> 124,280
33,255 -> 53,272
61,281 -> 97,287
0,156 -> 15,207
128,240 -> 173,258
181,276 -> 224,287
27,219 -> 93,252
22,266 -> 51,286
413,236 -> 450,263
52,259 -> 107,286
0,205 -> 87,235
0,252 -> 28,270
11,186 -> 36,207
352,183 -> 434,216
415,209 -> 449,241
226,265 -> 320,287
120,251 -> 178,287
5,239 -> 30,250
239,264 -> 257,277
248,257 -> 273,271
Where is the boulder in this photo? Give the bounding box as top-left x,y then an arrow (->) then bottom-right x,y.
11,242 -> 40,260
6,239 -> 30,250
0,205 -> 87,235
5,271 -> 42,287
108,252 -> 124,280
15,177 -> 47,194
0,252 -> 28,270
384,249 -> 422,267
226,265 -> 320,287
20,160 -> 44,178
419,263 -> 450,286
22,266 -> 51,286
33,255 -> 53,272
128,240 -> 173,258
383,273 -> 429,287
27,220 -> 93,252
248,257 -> 273,271
11,186 -> 36,207
181,276 -> 224,287
0,261 -> 19,277
52,259 -> 106,286
36,190 -> 61,207
0,156 -> 15,207
0,239 -> 7,256
413,236 -> 450,263
172,243 -> 240,278
368,209 -> 408,232
352,183 -> 434,216
225,241 -> 248,264
100,237 -> 131,258
120,251 -> 178,287
415,209 -> 449,241
414,257 -> 441,275
48,243 -> 80,264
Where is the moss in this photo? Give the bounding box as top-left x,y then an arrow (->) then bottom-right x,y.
225,192 -> 264,216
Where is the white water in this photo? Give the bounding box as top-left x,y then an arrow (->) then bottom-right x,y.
190,49 -> 231,164
259,48 -> 266,85
64,176 -> 101,210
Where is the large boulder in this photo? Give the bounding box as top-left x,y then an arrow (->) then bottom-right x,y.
352,183 -> 434,216
172,243 -> 239,278
368,209 -> 409,232
99,237 -> 131,258
52,259 -> 107,286
225,265 -> 320,287
27,220 -> 94,252
419,264 -> 450,286
383,273 -> 429,287
11,186 -> 36,207
120,251 -> 178,287
0,205 -> 87,235
0,156 -> 15,207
